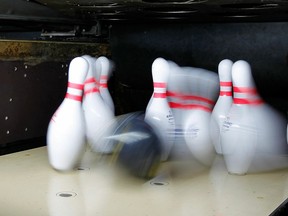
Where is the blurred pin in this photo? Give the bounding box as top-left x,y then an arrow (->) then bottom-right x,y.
47,57 -> 88,171
210,59 -> 233,154
166,61 -> 191,159
144,57 -> 175,161
182,68 -> 219,166
82,55 -> 115,154
97,56 -> 115,114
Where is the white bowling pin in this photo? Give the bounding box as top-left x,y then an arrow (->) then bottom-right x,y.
210,59 -> 233,154
221,60 -> 258,175
144,57 -> 175,161
97,56 -> 115,114
222,60 -> 288,175
47,57 -> 88,171
82,55 -> 115,154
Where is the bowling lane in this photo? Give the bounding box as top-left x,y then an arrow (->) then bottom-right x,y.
0,146 -> 287,216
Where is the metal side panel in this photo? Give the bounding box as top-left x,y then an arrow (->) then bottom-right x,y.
0,40 -> 110,149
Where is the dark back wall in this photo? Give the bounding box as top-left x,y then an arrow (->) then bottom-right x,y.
110,22 -> 288,115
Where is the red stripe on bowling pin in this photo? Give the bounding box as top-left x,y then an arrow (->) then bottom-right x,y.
154,82 -> 166,88
167,90 -> 214,105
67,82 -> 84,90
153,92 -> 166,98
233,98 -> 264,105
233,87 -> 257,94
169,102 -> 212,112
233,86 -> 264,105
65,93 -> 82,101
220,81 -> 232,86
220,91 -> 232,96
84,87 -> 99,95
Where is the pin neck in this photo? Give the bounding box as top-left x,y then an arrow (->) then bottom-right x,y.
233,86 -> 264,105
153,82 -> 167,98
100,75 -> 108,88
220,81 -> 232,96
84,77 -> 100,95
65,82 -> 84,102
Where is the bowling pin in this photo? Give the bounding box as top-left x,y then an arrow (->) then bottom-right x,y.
47,57 -> 88,171
97,56 -> 115,114
221,60 -> 259,175
82,55 -> 115,154
182,68 -> 219,166
144,57 -> 175,161
222,60 -> 288,175
210,59 -> 233,154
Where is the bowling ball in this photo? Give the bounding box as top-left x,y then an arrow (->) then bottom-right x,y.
107,111 -> 162,179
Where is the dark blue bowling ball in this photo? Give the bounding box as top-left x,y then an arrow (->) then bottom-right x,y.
108,111 -> 162,179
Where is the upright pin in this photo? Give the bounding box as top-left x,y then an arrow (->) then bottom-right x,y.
222,60 -> 288,175
210,59 -> 233,154
47,56 -> 88,171
144,57 -> 175,161
97,56 -> 115,114
221,60 -> 259,175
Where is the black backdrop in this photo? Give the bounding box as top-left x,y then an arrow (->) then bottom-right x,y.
110,22 -> 288,116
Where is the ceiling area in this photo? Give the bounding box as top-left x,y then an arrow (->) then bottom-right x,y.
1,0 -> 288,39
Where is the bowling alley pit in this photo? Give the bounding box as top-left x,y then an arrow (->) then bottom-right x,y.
1,1 -> 288,216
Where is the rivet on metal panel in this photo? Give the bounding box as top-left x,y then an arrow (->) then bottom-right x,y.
9,98 -> 13,102
24,74 -> 27,78
14,67 -> 17,71
25,128 -> 28,132
6,130 -> 10,135
4,116 -> 8,120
